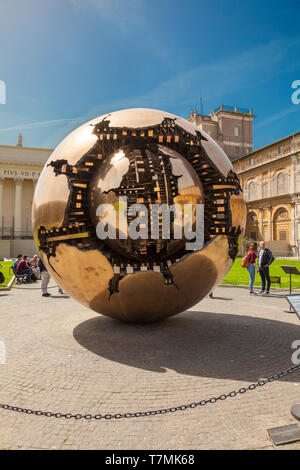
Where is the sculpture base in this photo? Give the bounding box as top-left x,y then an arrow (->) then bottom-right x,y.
291,404 -> 300,421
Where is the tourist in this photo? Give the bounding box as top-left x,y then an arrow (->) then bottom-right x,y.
16,255 -> 32,283
12,254 -> 22,273
258,241 -> 274,295
246,242 -> 258,295
29,255 -> 41,279
38,258 -> 51,297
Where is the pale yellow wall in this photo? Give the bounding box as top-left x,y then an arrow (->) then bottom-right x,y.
2,179 -> 14,227
21,180 -> 35,236
1,179 -> 35,231
0,239 -> 38,259
0,240 -> 11,259
234,132 -> 300,251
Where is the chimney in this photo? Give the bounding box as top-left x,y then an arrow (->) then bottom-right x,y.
17,133 -> 22,147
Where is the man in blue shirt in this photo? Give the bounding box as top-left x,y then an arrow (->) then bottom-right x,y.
12,255 -> 22,273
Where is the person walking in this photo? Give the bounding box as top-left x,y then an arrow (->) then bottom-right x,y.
38,258 -> 65,296
258,241 -> 274,295
38,258 -> 51,297
245,242 -> 258,295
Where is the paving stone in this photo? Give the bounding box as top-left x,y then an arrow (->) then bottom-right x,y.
0,282 -> 300,449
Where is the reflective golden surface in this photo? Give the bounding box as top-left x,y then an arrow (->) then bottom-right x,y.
32,108 -> 245,323
89,144 -> 204,259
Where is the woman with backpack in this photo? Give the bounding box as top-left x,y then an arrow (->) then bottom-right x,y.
242,242 -> 258,295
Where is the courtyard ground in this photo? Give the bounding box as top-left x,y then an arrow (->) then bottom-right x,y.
0,281 -> 300,450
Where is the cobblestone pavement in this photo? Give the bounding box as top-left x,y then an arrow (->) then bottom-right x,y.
0,281 -> 300,450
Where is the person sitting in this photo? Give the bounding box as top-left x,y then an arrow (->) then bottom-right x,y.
16,255 -> 32,283
12,254 -> 22,274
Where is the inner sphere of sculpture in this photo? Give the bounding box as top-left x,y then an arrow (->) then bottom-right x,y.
32,108 -> 246,323
88,144 -> 203,260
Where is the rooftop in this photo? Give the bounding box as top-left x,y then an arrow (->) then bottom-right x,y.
233,129 -> 300,162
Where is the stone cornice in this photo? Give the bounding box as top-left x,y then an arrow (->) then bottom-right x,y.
0,160 -> 43,169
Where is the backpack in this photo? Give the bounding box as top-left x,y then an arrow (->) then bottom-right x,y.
241,255 -> 250,268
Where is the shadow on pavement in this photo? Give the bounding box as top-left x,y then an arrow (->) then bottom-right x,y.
73,310 -> 300,382
50,295 -> 70,299
208,296 -> 233,301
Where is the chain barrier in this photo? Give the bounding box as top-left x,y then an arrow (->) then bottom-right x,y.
1,363 -> 300,420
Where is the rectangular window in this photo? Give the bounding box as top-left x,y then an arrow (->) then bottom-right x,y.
234,126 -> 239,136
278,145 -> 283,154
250,158 -> 254,166
279,231 -> 287,240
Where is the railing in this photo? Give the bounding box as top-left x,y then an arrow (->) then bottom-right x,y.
214,105 -> 252,114
0,226 -> 33,240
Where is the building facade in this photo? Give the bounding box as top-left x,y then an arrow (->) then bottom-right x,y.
188,104 -> 255,161
233,131 -> 300,256
0,139 -> 51,257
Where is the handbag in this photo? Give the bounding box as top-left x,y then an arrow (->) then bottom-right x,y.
241,255 -> 250,268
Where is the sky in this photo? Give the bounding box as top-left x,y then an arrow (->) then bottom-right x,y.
0,0 -> 299,150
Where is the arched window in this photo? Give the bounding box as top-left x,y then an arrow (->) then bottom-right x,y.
247,211 -> 258,241
275,171 -> 288,195
273,207 -> 290,241
248,181 -> 257,201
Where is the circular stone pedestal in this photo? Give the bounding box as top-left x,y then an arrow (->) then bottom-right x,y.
291,404 -> 300,421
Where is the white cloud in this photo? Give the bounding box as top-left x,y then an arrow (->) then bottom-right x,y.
0,118 -> 78,133
69,0 -> 144,30
255,105 -> 300,129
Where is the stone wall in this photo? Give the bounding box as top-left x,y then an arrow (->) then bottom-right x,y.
0,239 -> 37,259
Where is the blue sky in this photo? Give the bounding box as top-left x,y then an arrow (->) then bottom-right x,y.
0,0 -> 299,150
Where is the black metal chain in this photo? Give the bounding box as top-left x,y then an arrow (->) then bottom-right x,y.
1,363 -> 300,420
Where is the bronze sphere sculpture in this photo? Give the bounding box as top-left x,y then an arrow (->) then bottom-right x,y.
32,108 -> 246,322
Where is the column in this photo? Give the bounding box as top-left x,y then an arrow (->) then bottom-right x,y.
268,206 -> 272,241
268,173 -> 272,198
32,178 -> 38,191
259,208 -> 263,239
297,206 -> 300,256
0,178 -> 4,230
290,158 -> 297,194
14,178 -> 23,238
291,202 -> 296,250
259,176 -> 263,200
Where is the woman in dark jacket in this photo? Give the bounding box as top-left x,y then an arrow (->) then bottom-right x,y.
258,241 -> 274,294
